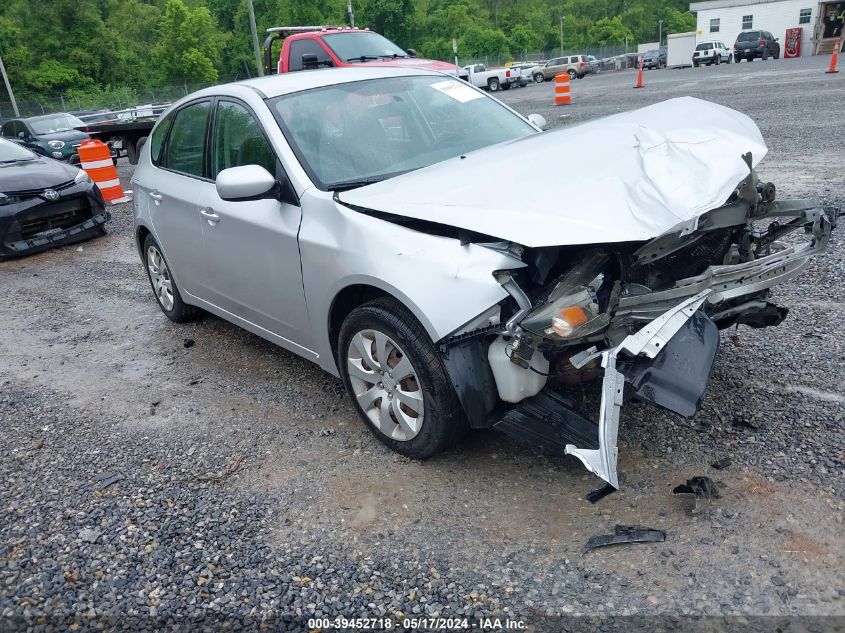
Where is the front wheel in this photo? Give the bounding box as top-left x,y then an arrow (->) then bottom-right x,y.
487,77 -> 500,92
567,69 -> 576,80
533,73 -> 544,83
338,298 -> 467,459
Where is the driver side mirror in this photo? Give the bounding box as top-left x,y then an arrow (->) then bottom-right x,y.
527,113 -> 547,130
216,165 -> 277,201
406,49 -> 417,57
302,53 -> 319,70
18,131 -> 26,140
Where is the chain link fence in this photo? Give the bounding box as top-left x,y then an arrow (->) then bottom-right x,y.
458,44 -> 636,68
0,74 -> 244,120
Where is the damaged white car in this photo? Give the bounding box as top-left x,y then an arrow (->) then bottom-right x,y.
132,67 -> 837,488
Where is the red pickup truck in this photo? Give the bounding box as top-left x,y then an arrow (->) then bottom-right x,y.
262,26 -> 469,80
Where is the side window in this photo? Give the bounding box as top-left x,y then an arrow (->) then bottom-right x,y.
799,8 -> 811,24
742,15 -> 753,30
149,112 -> 174,167
1,121 -> 12,136
211,100 -> 276,178
163,101 -> 210,178
289,39 -> 331,71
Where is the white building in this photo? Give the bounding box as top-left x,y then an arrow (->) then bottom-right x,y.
689,0 -> 845,56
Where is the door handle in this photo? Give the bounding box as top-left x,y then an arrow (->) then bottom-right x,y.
200,207 -> 220,225
149,191 -> 162,205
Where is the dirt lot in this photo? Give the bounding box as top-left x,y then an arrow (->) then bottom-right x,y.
1,56 -> 843,630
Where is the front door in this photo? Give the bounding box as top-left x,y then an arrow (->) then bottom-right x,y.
196,99 -> 312,350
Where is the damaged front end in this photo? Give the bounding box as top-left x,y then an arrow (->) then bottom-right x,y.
440,164 -> 837,488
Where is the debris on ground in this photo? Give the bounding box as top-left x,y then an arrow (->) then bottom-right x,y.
183,338 -> 195,348
196,454 -> 245,484
78,528 -> 100,544
583,524 -> 666,554
96,472 -> 125,489
711,457 -> 732,470
673,476 -> 721,514
585,483 -> 617,504
732,417 -> 759,431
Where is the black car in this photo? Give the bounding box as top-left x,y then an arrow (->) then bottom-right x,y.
734,30 -> 780,61
642,48 -> 667,69
0,113 -> 90,163
0,138 -> 110,259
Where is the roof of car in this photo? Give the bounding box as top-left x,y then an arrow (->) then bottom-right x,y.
191,66 -> 441,100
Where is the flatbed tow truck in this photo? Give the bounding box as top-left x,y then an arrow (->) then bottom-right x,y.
74,104 -> 169,165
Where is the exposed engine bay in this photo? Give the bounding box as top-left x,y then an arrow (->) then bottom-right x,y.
438,161 -> 838,488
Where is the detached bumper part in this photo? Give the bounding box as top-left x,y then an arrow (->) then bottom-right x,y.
3,211 -> 110,257
566,290 -> 714,488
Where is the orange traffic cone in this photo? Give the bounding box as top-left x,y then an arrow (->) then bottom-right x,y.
634,57 -> 644,88
78,140 -> 131,204
554,73 -> 571,105
827,37 -> 841,74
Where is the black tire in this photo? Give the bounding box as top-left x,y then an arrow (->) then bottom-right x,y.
501,82 -> 511,90
762,49 -> 768,61
142,234 -> 198,323
533,73 -> 544,83
338,297 -> 467,459
728,54 -> 733,63
487,77 -> 500,92
714,54 -> 720,65
567,69 -> 576,80
774,49 -> 780,59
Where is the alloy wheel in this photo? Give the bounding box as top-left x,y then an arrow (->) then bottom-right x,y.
147,245 -> 174,311
346,329 -> 424,441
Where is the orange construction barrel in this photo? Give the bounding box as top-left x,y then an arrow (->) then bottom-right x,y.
78,140 -> 130,204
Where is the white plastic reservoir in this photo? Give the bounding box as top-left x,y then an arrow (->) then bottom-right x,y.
488,336 -> 549,403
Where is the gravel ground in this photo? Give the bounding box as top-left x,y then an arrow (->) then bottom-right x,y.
1,55 -> 843,630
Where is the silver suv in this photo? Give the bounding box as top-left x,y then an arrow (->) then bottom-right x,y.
531,55 -> 592,82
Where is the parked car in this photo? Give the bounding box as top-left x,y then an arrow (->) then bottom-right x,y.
734,30 -> 780,61
0,137 -> 109,258
532,55 -> 592,82
585,55 -> 602,74
641,48 -> 667,69
1,113 -> 90,163
132,67 -> 836,489
463,63 -> 518,91
693,40 -> 733,66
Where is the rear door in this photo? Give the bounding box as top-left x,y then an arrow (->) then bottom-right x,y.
195,98 -> 311,348
148,100 -> 210,298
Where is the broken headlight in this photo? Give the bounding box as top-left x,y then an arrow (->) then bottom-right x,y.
520,252 -> 612,341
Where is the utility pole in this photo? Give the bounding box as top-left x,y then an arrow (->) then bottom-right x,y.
559,16 -> 565,56
246,0 -> 264,76
658,19 -> 663,45
348,1 -> 355,27
0,49 -> 19,117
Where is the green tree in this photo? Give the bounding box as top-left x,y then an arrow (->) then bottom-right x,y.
360,0 -> 417,47
153,0 -> 228,83
591,15 -> 632,45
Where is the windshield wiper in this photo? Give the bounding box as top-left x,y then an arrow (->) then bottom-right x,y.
378,54 -> 410,59
330,176 -> 387,191
346,55 -> 380,62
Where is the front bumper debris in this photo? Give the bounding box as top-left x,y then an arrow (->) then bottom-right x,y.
565,290 -> 714,488
1,211 -> 110,259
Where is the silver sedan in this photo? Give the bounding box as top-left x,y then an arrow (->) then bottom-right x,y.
132,67 -> 835,489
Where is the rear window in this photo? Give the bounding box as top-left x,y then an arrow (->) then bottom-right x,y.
737,31 -> 761,41
695,43 -> 713,50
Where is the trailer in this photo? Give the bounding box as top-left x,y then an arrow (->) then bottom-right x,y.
74,104 -> 169,165
667,31 -> 697,68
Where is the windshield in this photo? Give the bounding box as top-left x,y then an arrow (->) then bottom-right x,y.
0,137 -> 36,162
29,114 -> 85,135
322,32 -> 409,61
737,31 -> 760,41
645,50 -> 659,56
269,75 -> 537,190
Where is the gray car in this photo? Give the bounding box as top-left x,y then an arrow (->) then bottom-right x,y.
132,67 -> 836,489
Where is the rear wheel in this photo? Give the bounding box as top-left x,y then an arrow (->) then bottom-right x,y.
533,73 -> 544,83
567,69 -> 576,79
762,48 -> 769,60
487,77 -> 500,92
143,234 -> 197,323
728,54 -> 733,63
338,298 -> 467,459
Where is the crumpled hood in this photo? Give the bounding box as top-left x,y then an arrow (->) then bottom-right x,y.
338,97 -> 768,247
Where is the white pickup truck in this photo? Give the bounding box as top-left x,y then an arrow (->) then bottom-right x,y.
462,64 -> 518,92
